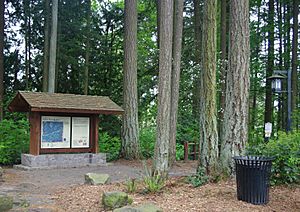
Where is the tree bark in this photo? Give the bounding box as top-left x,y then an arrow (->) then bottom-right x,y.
220,0 -> 250,175
84,0 -> 91,95
282,1 -> 291,130
264,0 -> 274,130
218,0 -> 227,146
156,0 -> 161,49
121,0 -> 140,160
24,0 -> 30,90
169,0 -> 184,166
48,0 -> 58,93
250,1 -> 261,134
154,0 -> 173,174
0,0 -> 4,121
198,0 -> 218,175
43,0 -> 50,92
277,0 -> 283,131
192,0 -> 201,119
291,0 -> 298,128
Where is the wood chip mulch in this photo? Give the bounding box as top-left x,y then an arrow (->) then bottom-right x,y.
54,177 -> 300,212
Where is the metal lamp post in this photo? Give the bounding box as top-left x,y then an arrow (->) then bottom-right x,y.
267,70 -> 292,132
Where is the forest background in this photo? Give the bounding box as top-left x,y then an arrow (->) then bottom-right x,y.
0,0 -> 299,183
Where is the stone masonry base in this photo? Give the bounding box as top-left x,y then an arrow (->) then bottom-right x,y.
14,153 -> 106,170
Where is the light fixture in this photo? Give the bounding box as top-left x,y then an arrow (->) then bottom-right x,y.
267,74 -> 286,93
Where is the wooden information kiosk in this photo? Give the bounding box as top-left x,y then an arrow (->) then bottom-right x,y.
8,91 -> 123,168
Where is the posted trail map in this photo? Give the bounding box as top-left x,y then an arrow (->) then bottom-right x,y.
41,116 -> 71,148
42,121 -> 63,142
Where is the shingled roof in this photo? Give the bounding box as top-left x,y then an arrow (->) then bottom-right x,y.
8,91 -> 124,114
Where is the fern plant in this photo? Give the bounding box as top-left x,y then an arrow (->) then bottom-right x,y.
142,161 -> 166,193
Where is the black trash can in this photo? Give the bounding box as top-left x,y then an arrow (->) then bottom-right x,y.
233,156 -> 273,205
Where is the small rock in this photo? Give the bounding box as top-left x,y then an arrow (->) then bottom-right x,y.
113,203 -> 162,212
85,173 -> 109,185
0,195 -> 13,212
113,206 -> 139,212
102,191 -> 131,210
137,203 -> 163,212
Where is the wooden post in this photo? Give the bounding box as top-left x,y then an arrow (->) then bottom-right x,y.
29,112 -> 41,155
91,114 -> 99,153
184,141 -> 188,162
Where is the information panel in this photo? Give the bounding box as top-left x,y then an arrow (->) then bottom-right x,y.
41,116 -> 71,149
71,117 -> 90,148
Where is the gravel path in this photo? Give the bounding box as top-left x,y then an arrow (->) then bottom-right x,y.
0,160 -> 197,211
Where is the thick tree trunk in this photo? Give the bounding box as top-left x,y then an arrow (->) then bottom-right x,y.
220,0 -> 250,175
24,0 -> 30,90
264,0 -> 274,130
156,0 -> 161,49
282,2 -> 291,130
0,0 -> 4,121
121,0 -> 140,160
84,0 -> 91,95
48,0 -> 58,93
250,3 -> 261,133
218,0 -> 227,145
169,0 -> 184,166
154,0 -> 173,174
43,0 -> 50,92
198,0 -> 218,175
192,0 -> 201,119
291,0 -> 298,128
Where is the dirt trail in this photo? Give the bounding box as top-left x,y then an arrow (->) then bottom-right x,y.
0,160 -> 197,211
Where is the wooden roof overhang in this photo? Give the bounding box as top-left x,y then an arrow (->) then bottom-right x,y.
8,91 -> 124,115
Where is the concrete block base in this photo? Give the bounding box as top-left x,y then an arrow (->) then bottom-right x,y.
15,153 -> 106,170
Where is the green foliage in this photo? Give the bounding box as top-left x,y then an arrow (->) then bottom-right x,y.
0,119 -> 30,165
142,162 -> 166,193
176,143 -> 184,161
186,167 -> 209,187
125,178 -> 137,193
176,118 -> 199,143
140,127 -> 155,158
99,131 -> 121,161
247,132 -> 300,185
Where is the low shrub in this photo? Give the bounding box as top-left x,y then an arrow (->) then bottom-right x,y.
0,119 -> 29,165
247,132 -> 300,185
98,131 -> 121,161
186,167 -> 209,187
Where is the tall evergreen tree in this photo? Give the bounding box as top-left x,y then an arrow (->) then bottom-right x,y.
264,0 -> 275,130
291,0 -> 298,128
192,0 -> 201,119
84,0 -> 91,95
121,0 -> 140,159
48,0 -> 58,93
220,0 -> 250,174
219,0 -> 227,142
198,0 -> 218,175
169,0 -> 184,166
42,0 -> 50,92
0,0 -> 4,121
154,0 -> 173,174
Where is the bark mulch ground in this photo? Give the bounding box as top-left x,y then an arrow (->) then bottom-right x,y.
54,176 -> 300,212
